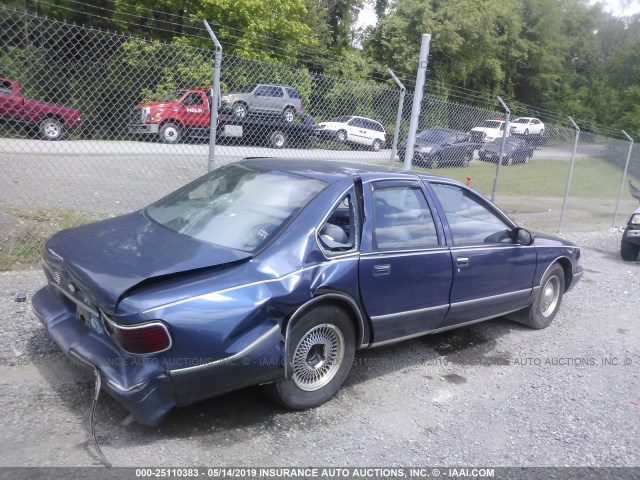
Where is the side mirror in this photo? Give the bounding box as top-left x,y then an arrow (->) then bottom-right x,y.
514,227 -> 534,246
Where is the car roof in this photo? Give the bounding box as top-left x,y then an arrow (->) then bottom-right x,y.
420,127 -> 465,135
237,157 -> 463,185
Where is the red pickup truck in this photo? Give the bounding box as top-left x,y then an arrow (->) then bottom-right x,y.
0,78 -> 82,140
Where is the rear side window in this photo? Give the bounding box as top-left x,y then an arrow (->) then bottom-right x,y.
286,88 -> 301,99
269,86 -> 284,97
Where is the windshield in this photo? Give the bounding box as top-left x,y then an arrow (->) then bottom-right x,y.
157,90 -> 187,102
480,120 -> 503,129
235,84 -> 257,94
146,165 -> 327,253
330,116 -> 353,123
417,130 -> 448,143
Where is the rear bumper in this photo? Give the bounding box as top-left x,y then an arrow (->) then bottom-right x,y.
32,286 -> 175,426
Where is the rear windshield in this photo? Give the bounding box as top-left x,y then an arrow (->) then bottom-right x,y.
146,165 -> 327,253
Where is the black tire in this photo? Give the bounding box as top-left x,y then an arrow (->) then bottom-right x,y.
282,107 -> 295,124
39,117 -> 64,141
268,305 -> 356,410
621,229 -> 639,261
372,139 -> 382,151
508,263 -> 565,329
232,102 -> 248,119
461,151 -> 472,167
429,155 -> 440,169
336,130 -> 347,143
269,130 -> 287,149
158,122 -> 182,144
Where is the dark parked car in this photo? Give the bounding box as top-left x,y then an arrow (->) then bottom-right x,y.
478,138 -> 535,165
32,159 -> 583,426
397,128 -> 475,168
621,204 -> 640,261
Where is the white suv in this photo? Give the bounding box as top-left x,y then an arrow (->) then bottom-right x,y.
510,117 -> 545,136
316,115 -> 387,151
469,119 -> 509,144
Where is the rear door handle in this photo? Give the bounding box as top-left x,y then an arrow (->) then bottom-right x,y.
373,264 -> 391,275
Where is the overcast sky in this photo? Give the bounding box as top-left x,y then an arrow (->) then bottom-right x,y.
355,0 -> 640,29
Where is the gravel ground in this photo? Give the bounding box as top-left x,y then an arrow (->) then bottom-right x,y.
0,230 -> 638,469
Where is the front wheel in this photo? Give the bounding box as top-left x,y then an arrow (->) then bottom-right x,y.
621,229 -> 640,261
158,123 -> 182,144
232,102 -> 248,119
508,263 -> 565,329
39,117 -> 64,140
267,305 -> 356,410
429,155 -> 440,169
336,130 -> 347,143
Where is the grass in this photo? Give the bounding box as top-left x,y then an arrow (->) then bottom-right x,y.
418,157 -> 639,200
0,207 -> 103,271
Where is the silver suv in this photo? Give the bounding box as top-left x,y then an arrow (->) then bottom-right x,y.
220,84 -> 303,123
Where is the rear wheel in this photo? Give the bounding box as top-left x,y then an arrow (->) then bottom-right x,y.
461,150 -> 472,167
372,139 -> 382,151
621,229 -> 639,261
268,305 -> 355,410
524,128 -> 529,135
39,117 -> 64,140
269,130 -> 287,149
508,263 -> 565,329
283,107 -> 295,123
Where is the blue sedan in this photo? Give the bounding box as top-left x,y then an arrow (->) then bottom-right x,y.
32,158 -> 583,425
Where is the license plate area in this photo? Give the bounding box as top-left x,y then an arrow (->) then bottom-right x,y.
76,305 -> 105,335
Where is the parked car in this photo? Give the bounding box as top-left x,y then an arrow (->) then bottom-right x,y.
510,117 -> 545,136
32,158 -> 583,426
469,119 -> 509,145
397,128 -> 475,168
217,113 -> 317,149
220,84 -> 303,123
621,182 -> 640,261
0,77 -> 82,140
478,138 -> 535,165
316,115 -> 386,151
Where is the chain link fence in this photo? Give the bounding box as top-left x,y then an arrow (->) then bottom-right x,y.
1,7 -> 638,270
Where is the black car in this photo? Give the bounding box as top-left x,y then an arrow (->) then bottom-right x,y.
398,128 -> 475,168
478,138 -> 534,165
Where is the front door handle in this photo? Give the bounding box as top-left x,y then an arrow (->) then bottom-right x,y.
373,264 -> 391,275
456,257 -> 469,266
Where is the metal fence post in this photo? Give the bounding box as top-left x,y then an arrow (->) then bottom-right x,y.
558,117 -> 580,233
204,20 -> 222,173
491,96 -> 510,202
404,34 -> 431,171
388,69 -> 406,166
612,130 -> 635,227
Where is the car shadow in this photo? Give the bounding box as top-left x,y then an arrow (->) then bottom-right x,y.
26,314 -> 530,462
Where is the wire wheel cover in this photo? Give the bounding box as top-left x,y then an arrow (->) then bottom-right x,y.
292,324 -> 345,391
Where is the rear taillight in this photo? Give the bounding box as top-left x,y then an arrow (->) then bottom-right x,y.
102,315 -> 171,355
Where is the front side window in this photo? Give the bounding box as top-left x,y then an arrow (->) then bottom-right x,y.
372,185 -> 439,250
255,86 -> 271,96
318,191 -> 357,254
183,93 -> 203,106
431,183 -> 514,246
146,165 -> 327,253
